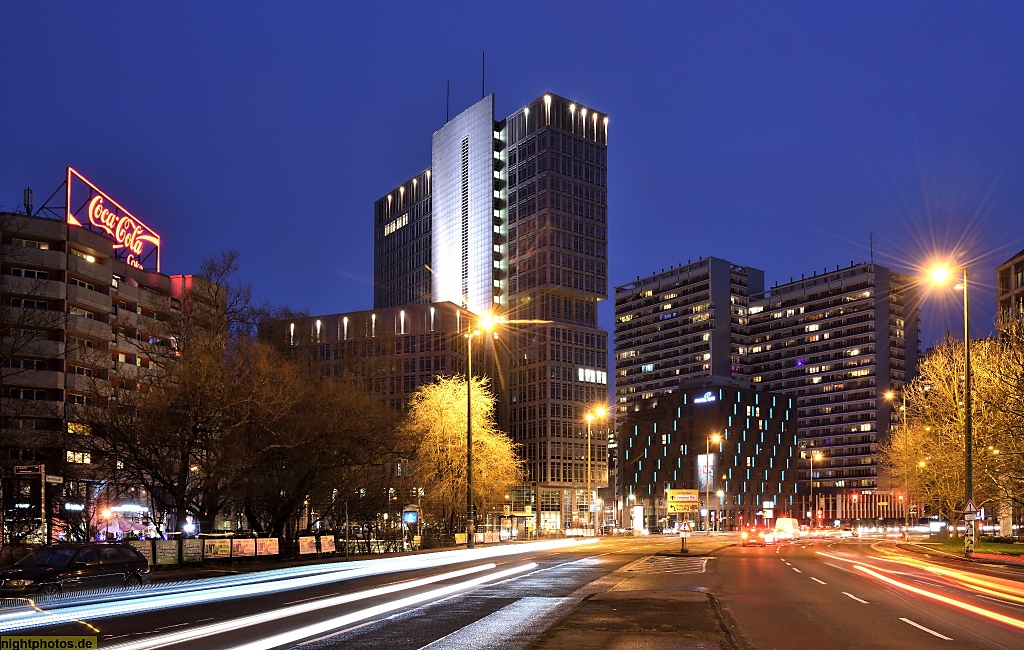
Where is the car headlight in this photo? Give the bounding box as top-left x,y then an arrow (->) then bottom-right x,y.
5,579 -> 34,587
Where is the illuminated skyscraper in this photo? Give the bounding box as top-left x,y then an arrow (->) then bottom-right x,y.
373,92 -> 611,529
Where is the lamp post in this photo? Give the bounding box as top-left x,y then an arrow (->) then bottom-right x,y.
884,389 -> 910,540
929,264 -> 973,556
716,490 -> 724,532
809,451 -> 822,528
706,433 -> 720,535
585,407 -> 607,536
464,314 -> 489,550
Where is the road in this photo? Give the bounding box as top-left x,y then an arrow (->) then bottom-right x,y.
701,535 -> 1024,649
0,535 -> 1021,649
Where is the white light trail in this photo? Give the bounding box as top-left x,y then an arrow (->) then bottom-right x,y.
0,538 -> 588,632
106,563 -> 537,650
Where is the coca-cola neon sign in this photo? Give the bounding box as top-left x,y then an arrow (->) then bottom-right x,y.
65,167 -> 161,272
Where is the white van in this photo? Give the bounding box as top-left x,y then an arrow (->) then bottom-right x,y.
774,517 -> 801,540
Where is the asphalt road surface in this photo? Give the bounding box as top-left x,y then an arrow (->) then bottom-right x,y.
1,535 -> 1021,649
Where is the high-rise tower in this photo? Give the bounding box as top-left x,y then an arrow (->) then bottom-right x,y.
372,92 -> 611,530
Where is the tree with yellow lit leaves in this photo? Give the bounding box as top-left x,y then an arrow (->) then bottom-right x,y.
402,375 -> 523,536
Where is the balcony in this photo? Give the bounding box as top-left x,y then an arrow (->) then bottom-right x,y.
67,372 -> 104,394
4,369 -> 64,390
137,286 -> 172,313
67,314 -> 111,340
112,281 -> 140,304
2,246 -> 67,272
67,283 -> 112,315
5,338 -> 64,359
68,253 -> 113,286
2,276 -> 66,301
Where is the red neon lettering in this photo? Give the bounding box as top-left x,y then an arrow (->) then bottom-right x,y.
88,196 -> 149,256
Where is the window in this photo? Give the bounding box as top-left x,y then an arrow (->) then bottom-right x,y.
71,278 -> 95,291
66,451 -> 91,464
12,239 -> 49,250
11,299 -> 48,309
10,358 -> 47,370
70,249 -> 96,263
11,268 -> 49,280
10,388 -> 47,400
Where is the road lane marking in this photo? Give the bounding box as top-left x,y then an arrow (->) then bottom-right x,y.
811,577 -> 826,585
792,568 -> 802,573
416,596 -> 579,650
854,564 -> 1024,631
899,617 -> 952,640
843,592 -> 869,604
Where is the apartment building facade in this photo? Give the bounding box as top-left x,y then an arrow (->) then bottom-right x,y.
2,199 -> 183,542
747,263 -> 919,521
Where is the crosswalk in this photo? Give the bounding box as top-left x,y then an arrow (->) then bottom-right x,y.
625,555 -> 711,575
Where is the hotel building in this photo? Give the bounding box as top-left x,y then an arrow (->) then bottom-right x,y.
373,93 -> 611,530
620,383 -> 797,530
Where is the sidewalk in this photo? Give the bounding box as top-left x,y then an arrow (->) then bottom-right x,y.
530,533 -> 742,650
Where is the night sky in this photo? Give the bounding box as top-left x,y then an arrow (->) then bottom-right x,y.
3,2 -> 1023,351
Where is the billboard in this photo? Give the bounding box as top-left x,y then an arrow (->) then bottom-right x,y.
65,167 -> 161,272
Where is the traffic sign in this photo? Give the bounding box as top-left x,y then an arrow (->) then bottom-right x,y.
963,500 -> 977,514
44,475 -> 64,484
667,489 -> 700,513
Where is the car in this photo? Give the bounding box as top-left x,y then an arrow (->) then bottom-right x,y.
740,528 -> 776,547
0,543 -> 151,596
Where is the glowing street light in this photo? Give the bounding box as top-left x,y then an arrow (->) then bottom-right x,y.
585,406 -> 607,536
885,388 -> 911,539
464,316 -> 489,550
927,262 -> 974,556
809,451 -> 823,528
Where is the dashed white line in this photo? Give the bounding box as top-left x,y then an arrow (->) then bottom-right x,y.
811,577 -> 826,585
792,568 -> 802,573
900,617 -> 952,640
842,592 -> 869,604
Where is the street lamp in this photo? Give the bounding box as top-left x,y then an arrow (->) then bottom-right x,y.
706,433 -> 720,535
928,263 -> 974,555
465,313 -> 493,550
885,389 -> 911,539
715,490 -> 724,532
585,406 -> 607,536
809,451 -> 822,528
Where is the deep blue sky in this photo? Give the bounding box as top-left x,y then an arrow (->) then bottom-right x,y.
4,2 -> 1023,349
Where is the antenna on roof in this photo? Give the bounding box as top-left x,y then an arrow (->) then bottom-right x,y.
481,52 -> 485,99
870,232 -> 875,265
446,80 -> 450,123
23,187 -> 33,215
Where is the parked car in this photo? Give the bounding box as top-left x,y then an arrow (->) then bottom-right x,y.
0,543 -> 151,596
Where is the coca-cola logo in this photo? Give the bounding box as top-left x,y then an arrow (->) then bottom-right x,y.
87,195 -> 159,258
66,167 -> 162,272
